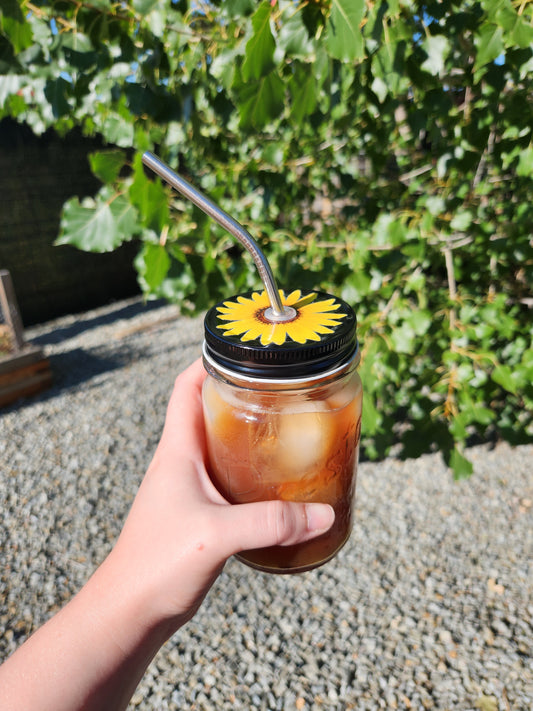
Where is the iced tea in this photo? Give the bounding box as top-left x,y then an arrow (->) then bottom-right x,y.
202,365 -> 362,573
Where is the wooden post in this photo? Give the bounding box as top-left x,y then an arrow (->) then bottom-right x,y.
0,269 -> 25,351
0,269 -> 52,406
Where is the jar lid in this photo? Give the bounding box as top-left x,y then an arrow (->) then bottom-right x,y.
204,289 -> 357,378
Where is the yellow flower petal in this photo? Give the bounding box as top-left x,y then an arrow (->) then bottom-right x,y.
215,290 -> 347,346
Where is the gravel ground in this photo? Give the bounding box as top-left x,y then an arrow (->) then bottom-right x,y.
1,297 -> 532,711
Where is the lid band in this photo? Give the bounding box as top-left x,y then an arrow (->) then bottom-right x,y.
202,341 -> 360,384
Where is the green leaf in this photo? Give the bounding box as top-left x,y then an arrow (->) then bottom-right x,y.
1,13 -> 34,54
242,2 -> 276,81
341,270 -> 371,301
425,196 -> 445,216
88,150 -> 126,184
289,69 -> 317,123
111,193 -> 139,241
0,0 -> 26,21
406,309 -> 432,336
225,0 -> 255,17
326,0 -> 365,62
474,24 -> 505,72
517,146 -> 533,177
60,31 -> 94,53
101,114 -> 135,147
491,364 -> 520,395
0,75 -> 22,109
135,244 -> 196,302
362,390 -> 380,436
421,35 -> 450,76
61,33 -> 99,71
210,47 -> 241,90
44,77 -> 72,118
449,413 -> 468,440
390,321 -> 416,354
448,447 -> 474,480
129,154 -> 170,232
278,9 -> 314,58
58,198 -> 118,252
495,6 -> 533,48
465,403 -> 496,426
57,190 -> 138,253
237,72 -> 284,128
132,0 -> 159,16
371,214 -> 407,247
138,243 -> 171,290
450,210 -> 473,231
371,76 -> 387,103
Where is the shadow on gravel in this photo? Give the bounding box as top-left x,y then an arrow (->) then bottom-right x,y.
47,347 -> 130,390
29,299 -> 167,347
0,348 -> 130,417
2,332 -> 203,415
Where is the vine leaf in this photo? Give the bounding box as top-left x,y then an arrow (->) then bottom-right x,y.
326,0 -> 365,62
1,1 -> 34,54
289,70 -> 317,122
44,77 -> 71,118
138,243 -> 171,291
132,0 -> 159,16
88,150 -> 126,184
474,23 -> 504,71
278,9 -> 314,58
448,447 -> 474,480
242,2 -> 275,81
517,147 -> 533,177
57,190 -> 138,252
129,154 -> 170,232
421,35 -> 450,76
237,71 -> 284,128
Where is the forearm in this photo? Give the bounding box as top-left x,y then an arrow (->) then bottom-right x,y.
0,553 -> 174,711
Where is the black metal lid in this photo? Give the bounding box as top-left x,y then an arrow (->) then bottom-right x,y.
204,289 -> 357,378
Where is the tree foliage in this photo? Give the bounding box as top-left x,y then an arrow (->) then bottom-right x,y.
2,0 -> 533,476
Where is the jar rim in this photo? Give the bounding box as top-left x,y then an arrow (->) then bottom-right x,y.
202,341 -> 360,385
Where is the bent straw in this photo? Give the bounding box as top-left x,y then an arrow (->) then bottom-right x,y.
142,151 -> 293,321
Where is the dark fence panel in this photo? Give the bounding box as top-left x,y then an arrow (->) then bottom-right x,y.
0,119 -> 140,326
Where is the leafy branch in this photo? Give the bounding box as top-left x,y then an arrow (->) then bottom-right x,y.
2,0 -> 532,476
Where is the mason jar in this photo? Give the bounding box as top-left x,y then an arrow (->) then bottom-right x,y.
202,289 -> 362,574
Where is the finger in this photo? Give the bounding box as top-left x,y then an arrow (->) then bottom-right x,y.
213,500 -> 335,557
160,358 -> 207,452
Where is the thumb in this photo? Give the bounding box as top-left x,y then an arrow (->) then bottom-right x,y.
215,500 -> 335,558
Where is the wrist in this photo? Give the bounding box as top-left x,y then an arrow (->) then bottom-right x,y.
83,548 -> 178,654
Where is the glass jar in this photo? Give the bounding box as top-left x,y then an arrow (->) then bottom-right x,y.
202,289 -> 362,574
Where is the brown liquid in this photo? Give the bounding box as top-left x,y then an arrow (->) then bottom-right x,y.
204,378 -> 362,572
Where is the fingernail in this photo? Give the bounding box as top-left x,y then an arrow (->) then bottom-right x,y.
305,503 -> 335,533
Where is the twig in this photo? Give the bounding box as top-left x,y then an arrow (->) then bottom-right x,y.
398,164 -> 432,183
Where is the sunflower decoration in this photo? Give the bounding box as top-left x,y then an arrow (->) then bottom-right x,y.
216,289 -> 347,346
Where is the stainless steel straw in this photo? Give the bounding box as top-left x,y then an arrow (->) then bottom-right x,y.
142,152 -> 294,322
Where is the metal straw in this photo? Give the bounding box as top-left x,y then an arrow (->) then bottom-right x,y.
142,152 -> 294,322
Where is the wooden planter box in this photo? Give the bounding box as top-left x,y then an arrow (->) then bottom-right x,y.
0,270 -> 52,408
0,346 -> 53,408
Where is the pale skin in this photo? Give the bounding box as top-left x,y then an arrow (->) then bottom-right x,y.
0,358 -> 335,711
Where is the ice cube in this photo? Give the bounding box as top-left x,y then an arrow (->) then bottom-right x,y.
276,403 -> 333,474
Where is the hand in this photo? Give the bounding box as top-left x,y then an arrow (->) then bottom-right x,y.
105,358 -> 335,632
